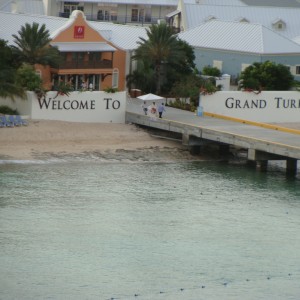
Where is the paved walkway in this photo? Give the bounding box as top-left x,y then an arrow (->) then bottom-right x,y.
126,98 -> 300,160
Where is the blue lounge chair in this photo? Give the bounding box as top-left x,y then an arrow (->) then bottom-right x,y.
8,115 -> 20,126
15,115 -> 28,126
0,115 -> 14,127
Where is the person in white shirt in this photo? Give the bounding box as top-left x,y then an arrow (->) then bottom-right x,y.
148,102 -> 157,120
157,103 -> 166,118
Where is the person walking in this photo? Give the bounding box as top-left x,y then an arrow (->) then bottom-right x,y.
148,102 -> 157,120
158,103 -> 166,118
142,101 -> 148,115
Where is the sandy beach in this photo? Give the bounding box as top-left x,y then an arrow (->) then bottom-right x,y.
1,119 -> 299,161
0,120 -> 195,161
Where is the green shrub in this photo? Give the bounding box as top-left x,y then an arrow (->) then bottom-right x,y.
240,61 -> 294,91
16,64 -> 42,91
202,66 -> 221,77
0,105 -> 18,115
168,98 -> 196,112
104,87 -> 119,93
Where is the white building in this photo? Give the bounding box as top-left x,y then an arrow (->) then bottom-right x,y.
178,19 -> 300,81
0,0 -> 178,25
170,0 -> 300,43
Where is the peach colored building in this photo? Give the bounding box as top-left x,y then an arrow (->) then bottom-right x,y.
38,10 -> 127,91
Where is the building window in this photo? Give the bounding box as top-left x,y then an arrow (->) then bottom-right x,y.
288,65 -> 297,75
89,52 -> 100,62
97,10 -> 109,21
131,8 -> 145,22
241,63 -> 251,72
131,9 -> 138,22
145,7 -> 151,22
97,9 -> 117,21
111,10 -> 117,21
63,2 -> 84,14
72,52 -> 84,62
139,9 -> 144,22
112,68 -> 119,88
213,60 -> 223,71
272,19 -> 286,31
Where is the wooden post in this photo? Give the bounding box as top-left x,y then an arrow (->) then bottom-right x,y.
286,159 -> 297,176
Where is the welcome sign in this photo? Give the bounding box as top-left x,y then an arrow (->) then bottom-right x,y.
30,91 -> 126,123
201,91 -> 300,122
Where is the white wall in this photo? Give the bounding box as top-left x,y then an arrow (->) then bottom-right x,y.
200,91 -> 300,123
0,94 -> 32,116
0,91 -> 127,123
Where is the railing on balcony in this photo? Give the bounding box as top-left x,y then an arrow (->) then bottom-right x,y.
59,60 -> 113,69
59,12 -> 164,26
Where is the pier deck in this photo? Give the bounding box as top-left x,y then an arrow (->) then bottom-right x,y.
126,99 -> 300,173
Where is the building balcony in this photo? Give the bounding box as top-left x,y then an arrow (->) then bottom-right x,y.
58,12 -> 163,25
59,60 -> 113,69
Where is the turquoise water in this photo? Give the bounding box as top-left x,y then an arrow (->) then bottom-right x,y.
1,160 -> 300,300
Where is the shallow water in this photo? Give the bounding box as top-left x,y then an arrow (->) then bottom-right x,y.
1,160 -> 300,300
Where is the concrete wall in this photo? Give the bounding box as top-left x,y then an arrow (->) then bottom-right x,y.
200,91 -> 300,122
0,95 -> 32,116
0,91 -> 127,123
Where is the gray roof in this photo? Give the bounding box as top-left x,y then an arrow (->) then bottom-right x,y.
183,3 -> 300,40
178,19 -> 300,54
51,42 -> 117,52
0,0 -> 45,14
0,11 -> 148,51
293,36 -> 300,45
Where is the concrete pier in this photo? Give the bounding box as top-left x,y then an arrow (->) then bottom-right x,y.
126,99 -> 300,176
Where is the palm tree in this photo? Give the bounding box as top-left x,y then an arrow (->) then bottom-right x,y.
0,69 -> 26,100
0,39 -> 25,100
12,22 -> 61,68
126,60 -> 156,93
133,23 -> 186,94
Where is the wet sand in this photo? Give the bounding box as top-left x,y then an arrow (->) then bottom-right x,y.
1,119 -> 299,162
0,120 -> 198,161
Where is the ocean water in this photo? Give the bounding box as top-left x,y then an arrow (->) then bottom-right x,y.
0,159 -> 300,300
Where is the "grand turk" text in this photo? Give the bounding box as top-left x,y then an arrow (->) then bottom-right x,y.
225,97 -> 300,109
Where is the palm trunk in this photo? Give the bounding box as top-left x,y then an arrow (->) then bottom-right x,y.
155,64 -> 161,94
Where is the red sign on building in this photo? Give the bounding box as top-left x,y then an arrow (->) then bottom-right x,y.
74,26 -> 85,39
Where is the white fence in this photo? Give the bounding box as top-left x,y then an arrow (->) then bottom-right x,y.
200,91 -> 300,123
0,91 -> 127,123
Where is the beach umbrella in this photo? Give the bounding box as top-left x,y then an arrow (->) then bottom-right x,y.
137,93 -> 164,101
